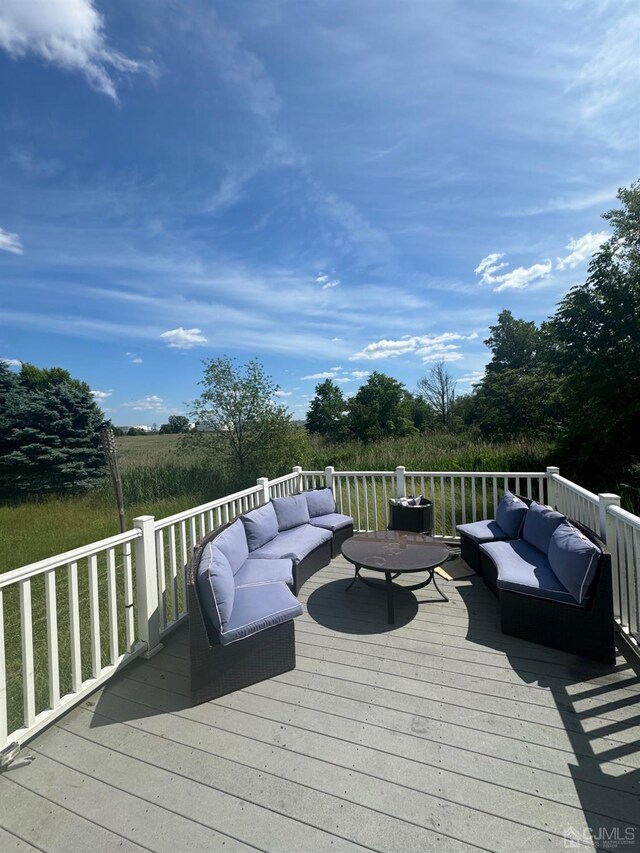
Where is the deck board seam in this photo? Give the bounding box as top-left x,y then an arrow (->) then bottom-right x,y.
58,705 -> 610,848
1,775 -> 156,853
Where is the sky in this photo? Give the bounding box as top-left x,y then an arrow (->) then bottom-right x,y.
0,0 -> 638,426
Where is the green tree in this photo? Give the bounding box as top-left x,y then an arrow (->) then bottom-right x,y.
306,380 -> 350,441
348,372 -> 416,442
484,310 -> 541,373
0,363 -> 106,497
549,185 -> 640,487
159,415 -> 191,434
417,361 -> 457,429
127,427 -> 146,436
187,356 -> 308,482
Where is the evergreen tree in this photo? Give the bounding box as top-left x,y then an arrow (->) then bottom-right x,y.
0,364 -> 106,497
306,380 -> 350,441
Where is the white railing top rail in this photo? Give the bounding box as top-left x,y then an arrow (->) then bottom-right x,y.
608,503 -> 640,531
154,484 -> 263,530
404,470 -> 547,478
550,473 -> 599,503
0,527 -> 141,590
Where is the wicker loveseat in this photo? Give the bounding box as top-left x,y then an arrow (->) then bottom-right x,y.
187,489 -> 353,704
458,494 -> 615,664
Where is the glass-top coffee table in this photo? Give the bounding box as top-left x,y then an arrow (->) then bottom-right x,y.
341,530 -> 450,624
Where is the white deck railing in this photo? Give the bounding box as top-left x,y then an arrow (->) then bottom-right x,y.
1,463 -> 638,757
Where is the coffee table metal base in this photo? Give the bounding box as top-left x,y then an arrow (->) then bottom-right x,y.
345,564 -> 449,624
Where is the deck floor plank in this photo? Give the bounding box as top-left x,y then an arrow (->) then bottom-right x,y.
1,558 -> 639,853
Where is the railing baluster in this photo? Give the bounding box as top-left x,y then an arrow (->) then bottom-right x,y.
106,549 -> 118,666
155,529 -> 167,630
461,477 -> 466,524
471,477 -> 477,521
88,555 -> 101,678
123,545 -> 135,653
354,476 -> 361,531
0,589 -> 8,749
0,590 -> 6,745
482,477 -> 488,518
346,476 -> 352,520
363,476 -> 370,530
169,525 -> 178,622
371,476 -> 378,530
439,477 -> 446,537
450,476 -> 456,538
20,579 -> 36,728
67,561 -> 82,692
44,570 -> 60,710
382,476 -> 388,526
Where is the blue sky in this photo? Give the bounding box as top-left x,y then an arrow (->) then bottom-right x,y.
0,0 -> 637,425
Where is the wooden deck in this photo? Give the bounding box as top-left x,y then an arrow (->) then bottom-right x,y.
1,555 -> 639,852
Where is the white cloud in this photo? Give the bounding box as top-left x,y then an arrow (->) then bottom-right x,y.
160,327 -> 207,349
125,352 -> 143,364
556,231 -> 608,270
475,253 -> 553,292
331,337 -> 343,342
350,332 -> 476,362
0,226 -> 23,254
0,0 -> 150,102
458,371 -> 484,386
350,370 -> 370,379
123,395 -> 164,411
493,261 -> 553,292
316,272 -> 340,290
273,390 -> 292,397
91,389 -> 112,401
1,357 -> 22,368
474,253 -> 507,284
301,371 -> 338,380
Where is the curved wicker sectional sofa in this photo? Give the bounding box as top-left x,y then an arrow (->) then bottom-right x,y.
187,488 -> 353,704
457,493 -> 615,664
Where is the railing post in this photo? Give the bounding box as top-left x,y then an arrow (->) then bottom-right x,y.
292,465 -> 303,492
324,466 -> 334,490
599,493 -> 621,545
395,465 -> 406,498
256,477 -> 270,504
133,515 -> 163,659
546,466 -> 560,507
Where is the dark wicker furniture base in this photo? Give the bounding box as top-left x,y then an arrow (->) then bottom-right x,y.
186,530 -> 298,705
292,537 -> 332,593
479,521 -> 615,665
329,523 -> 354,558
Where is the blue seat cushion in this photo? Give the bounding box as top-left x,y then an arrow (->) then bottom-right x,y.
495,491 -> 529,539
197,542 -> 235,631
521,502 -> 566,555
272,493 -> 311,531
241,502 -> 279,551
480,539 -> 581,605
305,488 -> 337,518
548,521 -> 601,604
219,582 -> 303,646
248,524 -> 331,564
456,519 -> 510,543
309,512 -> 353,532
234,558 -> 294,588
213,519 -> 249,575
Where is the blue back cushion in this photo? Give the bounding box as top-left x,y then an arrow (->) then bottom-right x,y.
197,542 -> 235,631
241,502 -> 279,551
495,491 -> 528,539
214,519 -> 249,575
522,502 -> 566,554
548,521 -> 601,604
272,493 -> 311,531
305,488 -> 336,518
